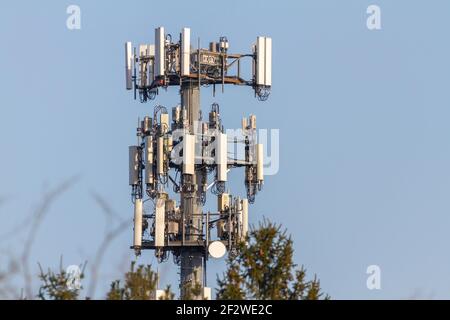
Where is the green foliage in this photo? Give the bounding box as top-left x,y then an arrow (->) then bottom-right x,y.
180,280 -> 204,300
106,262 -> 174,300
36,220 -> 328,301
217,219 -> 329,300
37,260 -> 85,300
216,253 -> 246,300
106,280 -> 123,300
160,285 -> 176,300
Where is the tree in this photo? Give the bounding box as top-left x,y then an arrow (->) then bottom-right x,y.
35,220 -> 327,300
37,259 -> 85,300
217,219 -> 329,300
36,260 -> 174,300
106,262 -> 174,300
180,276 -> 204,300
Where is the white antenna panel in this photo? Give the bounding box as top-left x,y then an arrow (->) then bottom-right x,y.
181,27 -> 191,76
218,193 -> 230,212
249,114 -> 257,129
139,44 -> 154,57
148,44 -> 155,56
203,287 -> 212,300
160,113 -> 169,133
133,198 -> 143,248
155,27 -> 165,77
139,45 -> 148,87
144,136 -> 154,185
139,44 -> 147,57
125,42 -> 133,90
237,197 -> 243,237
264,37 -> 272,86
147,44 -> 155,84
157,137 -> 164,175
256,37 -> 272,87
241,198 -> 249,241
256,37 -> 265,86
242,117 -> 248,131
216,133 -> 228,182
183,133 -> 195,175
155,198 -> 165,247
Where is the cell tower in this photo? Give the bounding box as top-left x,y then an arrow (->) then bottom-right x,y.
125,27 -> 272,299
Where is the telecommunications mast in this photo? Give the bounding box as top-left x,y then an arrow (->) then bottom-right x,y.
125,27 -> 272,299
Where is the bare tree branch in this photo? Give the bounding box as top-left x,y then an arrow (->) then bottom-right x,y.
0,249 -> 20,299
21,176 -> 79,299
91,192 -> 123,223
0,210 -> 41,242
87,193 -> 130,299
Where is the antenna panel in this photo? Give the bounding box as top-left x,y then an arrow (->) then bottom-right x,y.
218,193 -> 230,211
139,44 -> 154,57
148,44 -> 155,83
249,114 -> 257,129
129,146 -> 140,185
155,27 -> 165,77
155,198 -> 165,247
157,137 -> 164,175
181,28 -> 191,76
133,198 -> 143,247
242,117 -> 248,131
125,42 -> 133,90
144,136 -> 154,184
139,44 -> 155,87
256,37 -> 272,87
183,133 -> 195,175
216,133 -> 228,182
264,37 -> 272,86
160,113 -> 169,134
203,287 -> 212,300
241,198 -> 249,240
256,37 -> 265,86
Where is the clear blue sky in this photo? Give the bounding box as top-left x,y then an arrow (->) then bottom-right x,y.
1,0 -> 450,299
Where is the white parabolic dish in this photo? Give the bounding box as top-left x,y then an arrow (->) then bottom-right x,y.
208,241 -> 227,259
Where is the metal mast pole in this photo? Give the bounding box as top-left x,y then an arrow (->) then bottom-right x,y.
180,83 -> 204,298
